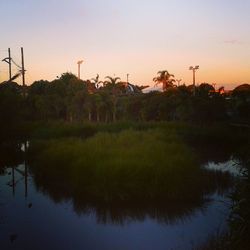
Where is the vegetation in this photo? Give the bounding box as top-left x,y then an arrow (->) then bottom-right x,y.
1,72 -> 250,138
1,70 -> 250,247
27,128 -> 232,223
153,70 -> 176,91
228,145 -> 250,249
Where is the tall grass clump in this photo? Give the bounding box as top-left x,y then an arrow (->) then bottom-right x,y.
28,128 -> 231,204
22,121 -> 188,140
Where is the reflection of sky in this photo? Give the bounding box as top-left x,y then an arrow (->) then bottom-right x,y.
204,158 -> 243,177
0,0 -> 250,89
0,164 -> 230,250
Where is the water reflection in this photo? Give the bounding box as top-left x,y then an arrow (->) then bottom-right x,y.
29,161 -> 232,226
0,142 -> 24,171
204,158 -> 242,177
0,142 -> 28,197
5,165 -> 28,197
0,141 -> 237,250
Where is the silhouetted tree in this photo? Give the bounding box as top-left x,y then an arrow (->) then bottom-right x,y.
153,70 -> 176,91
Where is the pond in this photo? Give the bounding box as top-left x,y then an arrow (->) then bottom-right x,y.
0,143 -> 237,250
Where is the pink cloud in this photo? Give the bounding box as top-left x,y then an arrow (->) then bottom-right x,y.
224,39 -> 243,45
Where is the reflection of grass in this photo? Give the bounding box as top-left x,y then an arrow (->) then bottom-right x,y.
29,128 -> 231,204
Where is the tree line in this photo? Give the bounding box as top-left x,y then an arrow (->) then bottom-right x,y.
0,71 -> 250,128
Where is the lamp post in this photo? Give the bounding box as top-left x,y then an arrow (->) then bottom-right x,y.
189,65 -> 199,95
77,60 -> 84,79
126,73 -> 129,83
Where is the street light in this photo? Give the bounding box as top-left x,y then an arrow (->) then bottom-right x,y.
77,60 -> 84,79
189,65 -> 199,86
126,73 -> 129,83
189,65 -> 199,96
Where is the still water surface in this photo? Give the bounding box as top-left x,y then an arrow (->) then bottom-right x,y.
0,160 -> 233,250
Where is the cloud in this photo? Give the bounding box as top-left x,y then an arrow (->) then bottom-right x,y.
224,39 -> 243,45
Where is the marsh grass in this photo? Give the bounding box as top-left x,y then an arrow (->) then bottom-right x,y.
28,128 -> 231,205
21,121 -> 189,140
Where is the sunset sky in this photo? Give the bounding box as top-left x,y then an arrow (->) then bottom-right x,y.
0,0 -> 249,89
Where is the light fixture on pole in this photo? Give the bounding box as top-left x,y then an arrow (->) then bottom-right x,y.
189,65 -> 199,86
77,60 -> 84,79
189,65 -> 199,95
126,73 -> 130,87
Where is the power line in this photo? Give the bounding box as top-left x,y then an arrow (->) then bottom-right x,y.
11,58 -> 22,69
1,48 -> 26,85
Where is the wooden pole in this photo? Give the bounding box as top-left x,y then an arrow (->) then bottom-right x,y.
8,48 -> 12,81
21,47 -> 25,86
24,142 -> 28,198
193,69 -> 195,86
12,167 -> 15,197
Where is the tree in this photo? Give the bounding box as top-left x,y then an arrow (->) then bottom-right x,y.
0,82 -> 23,138
93,92 -> 105,122
232,84 -> 250,122
153,70 -> 176,91
103,76 -> 122,122
85,95 -> 94,122
104,76 -> 121,86
196,83 -> 215,97
91,74 -> 101,89
59,72 -> 78,82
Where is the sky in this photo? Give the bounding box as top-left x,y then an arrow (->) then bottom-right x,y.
0,0 -> 250,89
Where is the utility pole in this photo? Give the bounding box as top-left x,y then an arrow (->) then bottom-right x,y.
21,47 -> 25,86
77,60 -> 83,79
12,167 -> 15,197
189,65 -> 199,95
24,141 -> 28,198
8,48 -> 12,80
2,48 -> 12,81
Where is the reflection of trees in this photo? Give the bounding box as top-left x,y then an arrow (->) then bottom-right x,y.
184,126 -> 249,165
0,142 -> 28,198
30,165 -> 232,225
73,198 -> 208,226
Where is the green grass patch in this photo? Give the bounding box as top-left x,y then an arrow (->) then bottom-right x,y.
28,128 -> 231,204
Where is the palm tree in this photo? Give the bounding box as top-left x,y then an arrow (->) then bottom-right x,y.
103,76 -> 121,122
91,74 -> 101,88
93,92 -> 105,122
85,95 -> 94,121
153,70 -> 176,91
104,76 -> 121,86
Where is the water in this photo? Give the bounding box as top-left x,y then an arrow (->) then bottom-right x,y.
0,161 -> 233,250
204,158 -> 242,177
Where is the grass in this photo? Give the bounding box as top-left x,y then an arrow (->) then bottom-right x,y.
2,120 -> 249,238
28,128 -> 232,205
